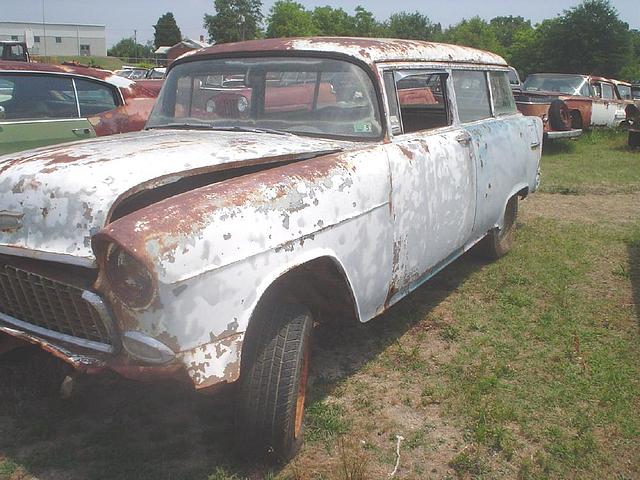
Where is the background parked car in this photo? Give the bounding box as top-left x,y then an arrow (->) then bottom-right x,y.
0,41 -> 30,62
513,72 -> 580,140
0,61 -> 159,154
114,67 -> 148,80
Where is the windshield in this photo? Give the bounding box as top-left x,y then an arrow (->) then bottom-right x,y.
524,74 -> 591,96
147,57 -> 382,140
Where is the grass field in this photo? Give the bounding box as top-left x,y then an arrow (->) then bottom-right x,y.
0,131 -> 638,480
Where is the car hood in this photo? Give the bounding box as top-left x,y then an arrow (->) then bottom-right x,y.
0,129 -> 354,265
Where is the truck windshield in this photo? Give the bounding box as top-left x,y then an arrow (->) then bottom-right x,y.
147,57 -> 382,140
524,74 -> 590,96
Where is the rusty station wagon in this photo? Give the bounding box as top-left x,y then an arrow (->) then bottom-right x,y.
0,37 -> 543,460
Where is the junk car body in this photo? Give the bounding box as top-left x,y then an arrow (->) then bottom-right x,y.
0,37 -> 542,460
0,61 -> 159,154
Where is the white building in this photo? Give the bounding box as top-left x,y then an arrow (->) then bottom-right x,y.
0,21 -> 106,57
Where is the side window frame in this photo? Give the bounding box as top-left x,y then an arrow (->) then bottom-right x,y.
380,64 -> 454,137
0,72 -> 80,121
72,77 -> 121,118
450,68 -> 493,124
488,69 -> 517,117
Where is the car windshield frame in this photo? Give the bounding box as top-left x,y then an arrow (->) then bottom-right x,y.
146,54 -> 384,141
524,74 -> 591,96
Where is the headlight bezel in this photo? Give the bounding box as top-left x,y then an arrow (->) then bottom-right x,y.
104,242 -> 155,309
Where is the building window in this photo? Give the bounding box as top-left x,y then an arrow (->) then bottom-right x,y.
80,44 -> 91,56
55,37 -> 62,43
34,36 -> 41,43
11,35 -> 19,41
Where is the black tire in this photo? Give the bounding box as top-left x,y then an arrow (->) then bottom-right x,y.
234,302 -> 312,463
478,195 -> 518,260
548,99 -> 571,131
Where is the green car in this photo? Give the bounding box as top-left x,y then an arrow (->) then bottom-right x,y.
0,61 -> 158,155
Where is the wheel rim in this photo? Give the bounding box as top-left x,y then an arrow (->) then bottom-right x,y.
294,342 -> 310,439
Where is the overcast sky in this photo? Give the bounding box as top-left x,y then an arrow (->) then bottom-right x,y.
3,0 -> 639,47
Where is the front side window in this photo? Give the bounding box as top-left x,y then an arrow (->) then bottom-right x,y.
390,70 -> 450,133
452,70 -> 491,123
600,83 -> 615,99
489,71 -> 516,116
74,78 -> 118,117
617,84 -> 632,100
0,74 -> 77,120
148,57 -> 382,140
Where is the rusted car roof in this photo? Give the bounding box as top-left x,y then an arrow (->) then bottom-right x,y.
183,37 -> 507,67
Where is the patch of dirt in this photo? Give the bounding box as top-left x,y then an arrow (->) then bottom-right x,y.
521,192 -> 640,225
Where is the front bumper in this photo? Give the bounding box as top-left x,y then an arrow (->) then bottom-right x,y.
545,129 -> 582,140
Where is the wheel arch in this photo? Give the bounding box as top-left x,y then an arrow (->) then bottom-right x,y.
240,252 -> 361,358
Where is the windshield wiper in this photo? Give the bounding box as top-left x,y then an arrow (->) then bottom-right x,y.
148,123 -> 295,136
207,126 -> 295,136
148,123 -> 218,130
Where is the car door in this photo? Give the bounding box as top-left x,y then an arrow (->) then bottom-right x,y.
590,81 -> 620,127
0,73 -> 95,155
452,69 -> 540,237
381,67 -> 477,299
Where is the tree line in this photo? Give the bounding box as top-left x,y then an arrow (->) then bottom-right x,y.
109,0 -> 640,81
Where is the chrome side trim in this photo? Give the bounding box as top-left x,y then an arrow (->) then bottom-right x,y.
0,245 -> 96,267
0,311 -> 114,353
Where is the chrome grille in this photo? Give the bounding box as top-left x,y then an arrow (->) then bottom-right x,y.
0,263 -> 112,346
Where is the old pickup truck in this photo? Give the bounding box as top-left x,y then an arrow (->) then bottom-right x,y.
0,37 -> 542,461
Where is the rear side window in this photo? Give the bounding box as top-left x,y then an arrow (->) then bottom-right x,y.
74,78 -> 119,117
0,74 -> 77,120
393,70 -> 450,133
452,70 -> 491,123
489,71 -> 516,116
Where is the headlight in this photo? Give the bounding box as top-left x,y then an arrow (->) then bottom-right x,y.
205,98 -> 216,113
237,95 -> 249,113
105,243 -> 154,308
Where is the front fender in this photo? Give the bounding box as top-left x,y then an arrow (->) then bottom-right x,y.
94,146 -> 393,388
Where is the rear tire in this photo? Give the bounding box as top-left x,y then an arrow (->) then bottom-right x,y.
234,302 -> 312,463
478,195 -> 518,260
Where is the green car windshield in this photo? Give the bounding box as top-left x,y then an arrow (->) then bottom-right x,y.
147,57 -> 382,140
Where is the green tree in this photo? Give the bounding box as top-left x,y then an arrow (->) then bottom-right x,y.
444,17 -> 504,55
153,12 -> 182,49
537,0 -> 632,78
311,6 -> 352,36
350,6 -> 383,37
266,0 -> 316,38
384,11 -> 438,41
204,0 -> 263,44
108,38 -> 154,59
489,15 -> 533,58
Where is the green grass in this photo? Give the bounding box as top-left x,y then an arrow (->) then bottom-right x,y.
435,219 -> 640,477
540,129 -> 640,194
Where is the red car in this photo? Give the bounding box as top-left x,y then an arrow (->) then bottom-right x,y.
0,61 -> 159,154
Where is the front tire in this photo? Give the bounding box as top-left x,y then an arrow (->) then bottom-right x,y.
478,195 -> 518,260
234,302 -> 312,462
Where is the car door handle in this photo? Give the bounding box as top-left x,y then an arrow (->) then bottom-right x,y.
456,132 -> 472,146
72,128 -> 91,136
